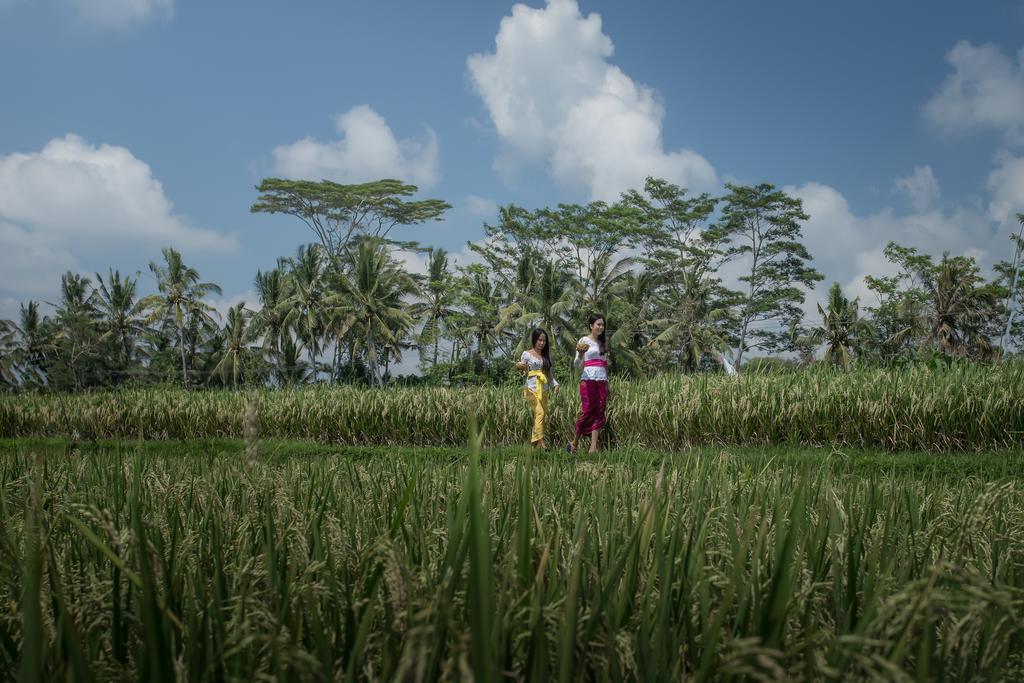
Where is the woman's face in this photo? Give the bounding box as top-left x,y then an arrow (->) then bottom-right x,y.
590,318 -> 605,336
534,333 -> 547,351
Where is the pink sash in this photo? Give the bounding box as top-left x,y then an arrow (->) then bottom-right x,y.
583,359 -> 607,368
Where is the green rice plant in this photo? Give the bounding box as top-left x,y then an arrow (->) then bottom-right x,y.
1,440 -> 1023,679
2,363 -> 1023,451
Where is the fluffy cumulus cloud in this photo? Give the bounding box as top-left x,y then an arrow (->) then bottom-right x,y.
788,176 -> 1005,317
467,0 -> 716,201
0,134 -> 234,302
925,40 -> 1024,144
272,105 -> 440,189
894,165 -> 941,213
987,153 -> 1024,225
66,0 -> 174,29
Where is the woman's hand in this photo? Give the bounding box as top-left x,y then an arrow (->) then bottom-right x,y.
515,361 -> 528,372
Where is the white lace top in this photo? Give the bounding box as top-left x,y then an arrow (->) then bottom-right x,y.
520,350 -> 559,393
575,336 -> 608,381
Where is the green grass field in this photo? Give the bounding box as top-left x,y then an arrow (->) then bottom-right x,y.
2,437 -> 1023,680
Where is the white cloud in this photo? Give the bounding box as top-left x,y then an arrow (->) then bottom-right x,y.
272,105 -> 440,189
67,0 -> 174,29
465,195 -> 498,218
0,221 -> 79,299
925,40 -> 1024,144
788,179 -> 1004,316
467,0 -> 716,201
0,134 -> 234,250
0,134 -> 234,303
397,242 -> 484,277
207,290 -> 257,324
894,165 -> 941,212
987,153 -> 1024,225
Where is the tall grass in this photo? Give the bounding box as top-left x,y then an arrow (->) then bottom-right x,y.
1,440 -> 1023,679
2,364 -> 1023,451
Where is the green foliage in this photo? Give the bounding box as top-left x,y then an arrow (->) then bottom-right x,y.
2,178 -> 1020,393
250,178 -> 451,261
2,441 -> 1023,679
714,183 -> 824,366
3,364 -> 1024,451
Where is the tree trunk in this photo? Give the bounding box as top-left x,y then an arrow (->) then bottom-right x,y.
331,335 -> 341,383
179,327 -> 188,387
366,328 -> 379,386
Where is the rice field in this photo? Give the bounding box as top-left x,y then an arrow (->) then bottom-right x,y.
2,364 -> 1024,451
2,437 -> 1024,680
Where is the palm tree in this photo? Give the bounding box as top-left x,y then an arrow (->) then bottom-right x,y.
609,270 -> 661,376
578,252 -> 635,315
94,269 -> 147,376
458,265 -> 502,378
12,301 -> 50,388
922,254 -> 999,357
0,319 -> 21,388
327,239 -> 418,386
497,257 -> 575,355
142,247 -> 222,386
209,303 -> 254,387
650,271 -> 734,373
411,248 -> 460,369
250,265 -> 289,375
804,282 -> 870,367
275,334 -> 313,386
281,244 -> 327,381
49,272 -> 102,390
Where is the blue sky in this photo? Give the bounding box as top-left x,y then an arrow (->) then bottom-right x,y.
2,0 -> 1024,323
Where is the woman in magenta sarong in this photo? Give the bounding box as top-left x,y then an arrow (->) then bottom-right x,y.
568,313 -> 609,454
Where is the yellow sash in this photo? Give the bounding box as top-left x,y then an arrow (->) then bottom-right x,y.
526,369 -> 547,400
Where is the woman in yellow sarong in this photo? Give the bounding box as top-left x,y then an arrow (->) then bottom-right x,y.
514,328 -> 559,448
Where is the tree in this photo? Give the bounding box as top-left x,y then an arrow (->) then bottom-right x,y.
923,254 -> 1001,358
250,178 -> 451,264
472,199 -> 645,321
864,243 -> 1002,360
650,270 -> 738,373
250,265 -> 290,376
496,256 -> 575,358
608,270 -> 663,376
93,269 -> 147,381
800,282 -> 870,367
48,273 -> 102,391
995,213 -> 1024,354
142,247 -> 222,386
327,239 -> 418,386
714,183 -> 823,368
0,319 -> 21,389
455,264 -> 503,380
274,334 -> 314,386
12,301 -> 50,388
410,248 -> 461,370
281,244 -> 328,381
625,177 -> 736,373
209,303 -> 257,387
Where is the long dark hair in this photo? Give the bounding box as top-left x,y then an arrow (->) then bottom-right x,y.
587,314 -> 607,355
531,328 -> 552,378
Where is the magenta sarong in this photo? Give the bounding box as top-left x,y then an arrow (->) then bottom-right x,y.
574,379 -> 608,436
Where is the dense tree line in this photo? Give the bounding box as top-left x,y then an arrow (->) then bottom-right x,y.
1,177 -> 1021,392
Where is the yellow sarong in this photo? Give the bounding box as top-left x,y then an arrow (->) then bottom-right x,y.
525,370 -> 548,443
